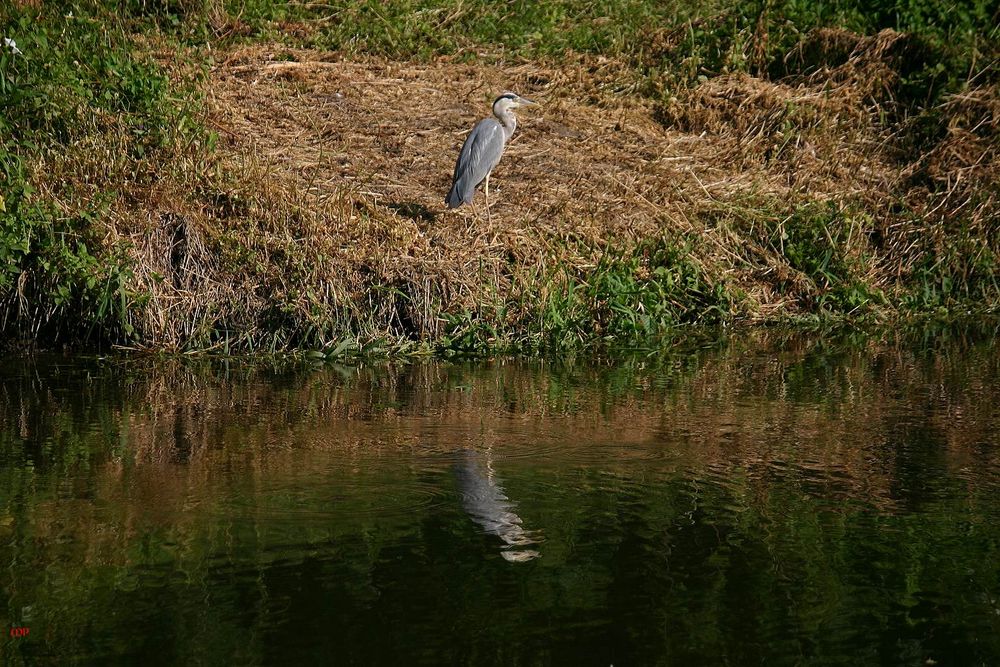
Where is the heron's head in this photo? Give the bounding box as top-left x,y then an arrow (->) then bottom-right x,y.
493,92 -> 538,115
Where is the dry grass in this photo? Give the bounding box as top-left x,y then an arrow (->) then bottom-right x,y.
53,34 -> 999,351
120,48 -> 727,346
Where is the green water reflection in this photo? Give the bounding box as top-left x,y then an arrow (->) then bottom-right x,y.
2,326 -> 1000,664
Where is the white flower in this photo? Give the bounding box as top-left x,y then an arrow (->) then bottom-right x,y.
3,37 -> 22,56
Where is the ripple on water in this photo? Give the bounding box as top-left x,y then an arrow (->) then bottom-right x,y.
216,458 -> 455,522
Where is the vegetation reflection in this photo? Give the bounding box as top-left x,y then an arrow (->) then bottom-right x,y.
1,323 -> 999,663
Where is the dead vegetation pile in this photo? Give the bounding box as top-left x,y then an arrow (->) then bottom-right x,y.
779,28 -> 927,103
107,32 -> 998,350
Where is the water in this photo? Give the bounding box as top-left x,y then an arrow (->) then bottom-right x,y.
2,327 -> 1000,665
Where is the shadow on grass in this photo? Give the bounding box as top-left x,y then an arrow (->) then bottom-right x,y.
387,201 -> 437,223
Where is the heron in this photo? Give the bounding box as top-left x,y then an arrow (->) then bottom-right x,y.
445,92 -> 538,218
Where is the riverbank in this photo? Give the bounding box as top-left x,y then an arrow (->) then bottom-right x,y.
2,2 -> 997,353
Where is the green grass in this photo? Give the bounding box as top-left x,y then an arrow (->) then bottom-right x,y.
762,204 -> 886,315
1,2 -> 210,346
437,237 -> 733,355
199,0 -> 998,104
902,226 -> 1000,312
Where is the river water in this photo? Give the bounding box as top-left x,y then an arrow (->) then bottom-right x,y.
2,326 -> 999,664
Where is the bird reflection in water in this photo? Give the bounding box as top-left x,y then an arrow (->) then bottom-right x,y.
454,449 -> 542,562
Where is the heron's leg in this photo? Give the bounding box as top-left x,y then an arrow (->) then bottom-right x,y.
484,172 -> 492,224
469,198 -> 479,228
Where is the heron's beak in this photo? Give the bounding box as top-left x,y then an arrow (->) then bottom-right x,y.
517,97 -> 538,107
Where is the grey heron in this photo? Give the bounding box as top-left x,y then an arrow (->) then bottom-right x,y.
445,92 -> 538,215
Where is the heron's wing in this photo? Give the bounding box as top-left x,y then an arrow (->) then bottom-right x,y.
461,118 -> 506,182
447,118 -> 506,207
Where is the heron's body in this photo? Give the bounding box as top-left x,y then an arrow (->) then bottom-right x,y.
446,92 -> 536,210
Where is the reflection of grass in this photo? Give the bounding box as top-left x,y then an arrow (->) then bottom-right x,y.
2,328 -> 1000,661
3,322 -> 998,466
1,1 -> 997,351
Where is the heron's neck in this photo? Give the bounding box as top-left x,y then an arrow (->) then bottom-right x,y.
495,108 -> 517,140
